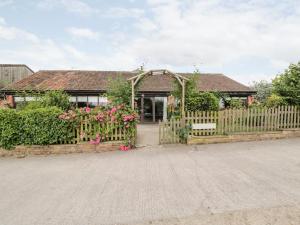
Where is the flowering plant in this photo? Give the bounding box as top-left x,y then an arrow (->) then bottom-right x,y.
75,104 -> 138,149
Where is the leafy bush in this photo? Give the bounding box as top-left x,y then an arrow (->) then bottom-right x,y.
0,109 -> 21,149
227,99 -> 244,109
16,91 -> 71,111
22,101 -> 44,110
19,107 -> 76,145
106,75 -> 132,106
84,104 -> 138,147
186,92 -> 219,111
265,94 -> 287,108
0,107 -> 77,149
41,91 -> 71,110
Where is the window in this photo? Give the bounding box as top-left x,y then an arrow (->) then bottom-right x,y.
88,96 -> 98,106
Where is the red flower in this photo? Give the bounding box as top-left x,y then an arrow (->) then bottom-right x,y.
120,145 -> 130,151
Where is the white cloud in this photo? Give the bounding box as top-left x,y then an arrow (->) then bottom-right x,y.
66,27 -> 100,40
37,0 -> 98,15
0,21 -> 137,71
117,0 -> 300,83
105,7 -> 144,18
3,0 -> 300,84
0,23 -> 39,42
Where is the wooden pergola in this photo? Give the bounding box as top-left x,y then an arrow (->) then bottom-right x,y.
127,69 -> 189,115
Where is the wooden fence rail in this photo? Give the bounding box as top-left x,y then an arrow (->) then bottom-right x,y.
159,106 -> 300,144
64,115 -> 130,144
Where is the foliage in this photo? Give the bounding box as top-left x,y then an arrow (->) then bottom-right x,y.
41,90 -> 71,110
172,71 -> 199,100
0,107 -> 77,150
172,71 -> 219,111
265,94 -> 287,108
227,99 -> 244,109
16,90 -> 71,111
19,107 -> 76,145
272,62 -> 300,105
178,124 -> 191,143
106,75 -> 132,106
83,104 -> 138,147
251,80 -> 273,103
185,92 -> 219,111
22,101 -> 44,110
0,109 -> 21,149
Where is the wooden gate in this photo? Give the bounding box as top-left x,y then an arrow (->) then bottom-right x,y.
159,119 -> 182,144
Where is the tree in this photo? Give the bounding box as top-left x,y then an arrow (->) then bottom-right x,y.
106,75 -> 132,106
272,62 -> 300,105
172,70 -> 219,111
251,80 -> 273,103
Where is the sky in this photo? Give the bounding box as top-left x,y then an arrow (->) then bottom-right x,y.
0,0 -> 300,85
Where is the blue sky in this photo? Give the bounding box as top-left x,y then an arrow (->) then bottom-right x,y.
0,0 -> 300,85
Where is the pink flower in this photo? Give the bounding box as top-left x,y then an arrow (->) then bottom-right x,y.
85,107 -> 91,113
111,116 -> 116,122
95,113 -> 105,122
122,114 -> 135,122
111,107 -> 117,114
90,134 -> 100,145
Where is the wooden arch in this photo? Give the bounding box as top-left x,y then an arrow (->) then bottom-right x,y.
127,69 -> 189,115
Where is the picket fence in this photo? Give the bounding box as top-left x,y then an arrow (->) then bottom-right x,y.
63,115 -> 129,144
159,106 -> 300,144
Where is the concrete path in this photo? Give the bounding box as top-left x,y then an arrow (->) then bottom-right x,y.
0,139 -> 300,225
136,124 -> 159,147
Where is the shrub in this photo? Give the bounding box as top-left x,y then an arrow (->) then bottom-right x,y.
16,91 -> 71,111
19,107 -> 76,145
106,75 -> 132,106
22,101 -> 44,110
41,91 -> 71,110
87,104 -> 138,147
228,99 -> 244,109
265,94 -> 287,108
0,107 -> 78,149
0,109 -> 21,149
186,92 -> 219,111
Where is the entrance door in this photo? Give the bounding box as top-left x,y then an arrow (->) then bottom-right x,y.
143,98 -> 153,122
137,96 -> 166,123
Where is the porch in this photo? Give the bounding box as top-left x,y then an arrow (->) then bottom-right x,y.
136,93 -> 168,123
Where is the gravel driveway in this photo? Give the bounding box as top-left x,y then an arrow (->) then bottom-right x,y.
0,139 -> 300,225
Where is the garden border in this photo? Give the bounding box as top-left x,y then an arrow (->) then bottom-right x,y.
187,129 -> 300,145
0,141 -> 124,158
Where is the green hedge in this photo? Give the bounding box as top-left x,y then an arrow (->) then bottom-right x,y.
0,109 -> 21,149
0,107 -> 76,150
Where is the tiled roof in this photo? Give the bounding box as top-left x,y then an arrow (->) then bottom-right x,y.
4,70 -> 254,93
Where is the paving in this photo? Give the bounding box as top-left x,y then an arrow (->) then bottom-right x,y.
136,124 -> 159,147
0,138 -> 300,225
